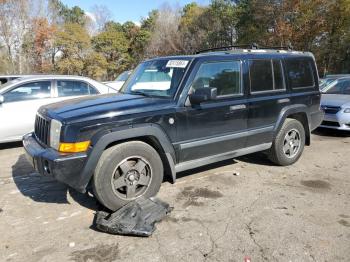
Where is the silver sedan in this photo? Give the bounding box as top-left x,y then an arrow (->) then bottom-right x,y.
0,75 -> 117,143
320,77 -> 350,131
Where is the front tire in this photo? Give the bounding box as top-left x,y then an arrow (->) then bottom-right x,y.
268,118 -> 305,166
93,141 -> 164,211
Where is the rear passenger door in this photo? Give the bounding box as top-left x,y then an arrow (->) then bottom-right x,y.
247,59 -> 290,147
176,59 -> 248,162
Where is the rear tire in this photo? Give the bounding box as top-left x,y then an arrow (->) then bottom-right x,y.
93,141 -> 163,211
268,118 -> 305,166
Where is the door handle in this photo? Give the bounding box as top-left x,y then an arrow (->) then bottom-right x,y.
277,98 -> 290,104
230,104 -> 246,111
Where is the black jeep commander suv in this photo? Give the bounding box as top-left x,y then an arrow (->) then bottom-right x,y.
23,47 -> 324,210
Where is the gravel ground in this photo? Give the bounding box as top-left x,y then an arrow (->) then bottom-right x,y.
0,128 -> 349,262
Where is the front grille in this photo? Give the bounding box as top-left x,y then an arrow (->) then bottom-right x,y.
322,105 -> 341,114
321,121 -> 340,127
34,114 -> 50,146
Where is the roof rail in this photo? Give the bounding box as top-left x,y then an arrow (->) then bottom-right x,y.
195,43 -> 293,54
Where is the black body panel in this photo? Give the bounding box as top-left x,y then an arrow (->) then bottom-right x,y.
23,50 -> 323,193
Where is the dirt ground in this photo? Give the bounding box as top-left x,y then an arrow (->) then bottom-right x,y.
0,128 -> 349,262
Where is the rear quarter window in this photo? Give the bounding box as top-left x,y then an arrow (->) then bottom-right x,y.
285,58 -> 315,89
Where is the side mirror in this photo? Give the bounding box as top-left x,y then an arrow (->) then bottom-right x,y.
189,87 -> 217,105
0,95 -> 4,104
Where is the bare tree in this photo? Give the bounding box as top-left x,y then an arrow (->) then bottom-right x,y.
146,4 -> 184,57
90,4 -> 112,33
0,0 -> 31,73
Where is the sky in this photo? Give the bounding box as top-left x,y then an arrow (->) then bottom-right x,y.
62,0 -> 210,24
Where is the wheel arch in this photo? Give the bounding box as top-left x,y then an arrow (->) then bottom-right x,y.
274,105 -> 311,146
79,124 -> 177,192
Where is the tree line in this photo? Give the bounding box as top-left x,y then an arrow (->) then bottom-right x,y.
0,0 -> 349,80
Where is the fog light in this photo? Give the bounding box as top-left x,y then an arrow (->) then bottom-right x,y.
59,141 -> 90,153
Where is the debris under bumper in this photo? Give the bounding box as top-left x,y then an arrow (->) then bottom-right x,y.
95,197 -> 172,237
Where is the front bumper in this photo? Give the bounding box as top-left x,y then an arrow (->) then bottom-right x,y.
320,112 -> 350,131
23,133 -> 89,192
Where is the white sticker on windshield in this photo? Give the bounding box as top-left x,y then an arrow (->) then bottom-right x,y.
166,60 -> 189,68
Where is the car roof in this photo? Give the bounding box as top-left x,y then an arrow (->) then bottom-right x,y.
0,75 -> 36,78
324,74 -> 350,79
15,75 -> 94,81
146,49 -> 314,62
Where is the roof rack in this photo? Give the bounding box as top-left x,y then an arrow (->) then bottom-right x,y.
196,43 -> 293,54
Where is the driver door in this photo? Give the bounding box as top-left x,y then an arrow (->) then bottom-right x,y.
176,59 -> 248,162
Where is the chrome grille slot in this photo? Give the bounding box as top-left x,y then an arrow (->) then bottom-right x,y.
322,106 -> 341,114
34,114 -> 50,146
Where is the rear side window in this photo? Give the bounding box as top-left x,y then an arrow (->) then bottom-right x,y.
285,59 -> 314,88
249,59 -> 285,92
249,60 -> 273,92
57,80 -> 92,97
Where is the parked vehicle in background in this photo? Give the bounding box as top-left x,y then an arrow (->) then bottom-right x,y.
0,75 -> 34,85
0,75 -> 116,143
320,74 -> 350,90
320,77 -> 350,131
23,47 -> 323,211
103,71 -> 132,91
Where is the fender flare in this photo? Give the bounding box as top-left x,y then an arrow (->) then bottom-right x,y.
274,104 -> 311,143
78,124 -> 177,192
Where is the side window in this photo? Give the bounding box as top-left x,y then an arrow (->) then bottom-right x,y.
57,81 -> 90,97
249,60 -> 274,92
89,85 -> 98,95
285,59 -> 314,88
273,60 -> 285,90
191,61 -> 241,97
3,81 -> 51,103
344,81 -> 350,94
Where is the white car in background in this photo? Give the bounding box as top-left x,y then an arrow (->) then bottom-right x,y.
0,75 -> 116,143
103,70 -> 132,91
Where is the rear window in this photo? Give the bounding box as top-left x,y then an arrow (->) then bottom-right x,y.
249,59 -> 285,93
285,59 -> 314,88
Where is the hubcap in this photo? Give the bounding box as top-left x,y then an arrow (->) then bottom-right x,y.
283,129 -> 301,158
111,157 -> 152,200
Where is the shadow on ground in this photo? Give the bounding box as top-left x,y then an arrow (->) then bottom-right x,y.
0,141 -> 22,150
12,154 -> 99,211
313,127 -> 350,138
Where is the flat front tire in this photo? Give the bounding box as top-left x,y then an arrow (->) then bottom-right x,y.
269,118 -> 306,166
92,141 -> 164,211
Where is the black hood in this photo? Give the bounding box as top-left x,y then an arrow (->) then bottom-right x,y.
40,93 -> 175,123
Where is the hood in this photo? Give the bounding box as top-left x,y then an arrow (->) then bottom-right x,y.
321,94 -> 350,107
40,93 -> 175,123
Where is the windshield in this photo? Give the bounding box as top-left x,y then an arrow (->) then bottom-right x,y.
121,59 -> 190,98
320,78 -> 336,90
324,79 -> 350,95
115,71 -> 131,82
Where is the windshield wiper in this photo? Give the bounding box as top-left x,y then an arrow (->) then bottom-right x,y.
129,90 -> 152,97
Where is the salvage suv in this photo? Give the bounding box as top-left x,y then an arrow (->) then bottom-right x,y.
23,46 -> 324,210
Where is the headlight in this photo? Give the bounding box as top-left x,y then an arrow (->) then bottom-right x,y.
344,108 -> 350,113
50,119 -> 62,150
